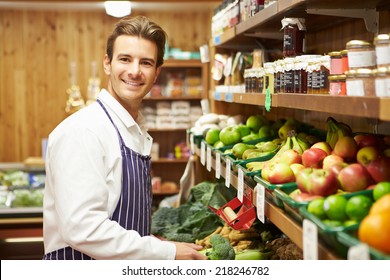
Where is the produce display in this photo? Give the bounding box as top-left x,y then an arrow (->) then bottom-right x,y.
188,112 -> 390,259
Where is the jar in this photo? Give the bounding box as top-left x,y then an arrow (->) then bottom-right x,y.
346,40 -> 376,69
257,68 -> 265,93
341,49 -> 349,74
244,69 -> 251,93
374,34 -> 390,68
346,69 -> 375,96
329,51 -> 343,75
251,69 -> 259,93
374,67 -> 388,97
293,55 -> 317,93
263,62 -> 275,94
306,57 -> 320,94
283,57 -> 295,93
329,75 -> 346,96
273,60 -> 282,93
281,18 -> 306,57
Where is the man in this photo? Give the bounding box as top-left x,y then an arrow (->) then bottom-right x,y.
43,16 -> 206,260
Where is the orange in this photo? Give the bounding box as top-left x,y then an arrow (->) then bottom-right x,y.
345,195 -> 373,222
358,212 -> 390,254
369,193 -> 390,215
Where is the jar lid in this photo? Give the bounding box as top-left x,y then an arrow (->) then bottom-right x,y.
281,18 -> 306,30
328,51 -> 341,57
355,68 -> 374,77
346,40 -> 373,49
374,34 -> 390,44
329,75 -> 346,81
374,67 -> 388,76
340,49 -> 348,55
345,70 -> 357,77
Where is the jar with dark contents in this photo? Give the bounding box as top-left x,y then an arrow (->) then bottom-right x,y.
283,57 -> 295,93
281,18 -> 306,57
257,68 -> 265,93
274,60 -> 284,93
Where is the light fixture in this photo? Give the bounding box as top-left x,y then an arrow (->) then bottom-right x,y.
104,1 -> 131,18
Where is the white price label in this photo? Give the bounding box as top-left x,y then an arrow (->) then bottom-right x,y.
237,168 -> 244,202
200,142 -> 206,166
206,146 -> 212,171
215,152 -> 221,179
225,159 -> 231,188
190,135 -> 195,154
303,219 -> 318,260
255,184 -> 265,224
348,243 -> 370,260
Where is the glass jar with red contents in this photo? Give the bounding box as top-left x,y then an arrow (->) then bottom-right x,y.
281,18 -> 306,57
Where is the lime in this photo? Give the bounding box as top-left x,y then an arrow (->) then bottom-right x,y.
343,220 -> 359,227
307,198 -> 327,220
373,181 -> 390,201
345,195 -> 373,222
322,219 -> 343,228
323,195 -> 348,221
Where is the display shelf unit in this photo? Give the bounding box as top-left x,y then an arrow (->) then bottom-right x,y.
194,146 -> 340,260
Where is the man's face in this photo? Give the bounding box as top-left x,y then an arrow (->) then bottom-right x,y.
104,35 -> 161,107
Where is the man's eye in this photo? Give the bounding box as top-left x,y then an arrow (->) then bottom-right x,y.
120,57 -> 130,62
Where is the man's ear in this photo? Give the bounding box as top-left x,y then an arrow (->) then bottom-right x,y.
103,54 -> 111,75
154,66 -> 162,83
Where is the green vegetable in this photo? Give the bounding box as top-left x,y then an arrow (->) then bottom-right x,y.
235,249 -> 273,260
201,234 -> 235,260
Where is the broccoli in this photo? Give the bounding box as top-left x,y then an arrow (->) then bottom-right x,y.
205,234 -> 235,260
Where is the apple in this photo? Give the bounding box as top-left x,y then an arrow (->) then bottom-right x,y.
332,136 -> 358,162
296,167 -> 339,196
276,149 -> 302,165
265,162 -> 296,184
337,163 -> 374,192
290,163 -> 305,177
311,141 -> 332,155
246,115 -> 267,132
205,128 -> 220,145
328,162 -> 348,176
235,124 -> 251,139
219,126 -> 241,146
302,148 -> 328,168
354,133 -> 385,150
356,146 -> 381,166
293,192 -> 323,202
366,156 -> 390,183
322,154 -> 345,171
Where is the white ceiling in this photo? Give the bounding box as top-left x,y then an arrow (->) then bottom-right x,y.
0,1 -> 218,12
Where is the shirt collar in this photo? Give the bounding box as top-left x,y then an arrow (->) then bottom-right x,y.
97,89 -> 147,132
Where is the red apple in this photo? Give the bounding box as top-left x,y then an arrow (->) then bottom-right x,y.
296,167 -> 339,196
302,148 -> 328,168
277,149 -> 302,165
266,162 -> 296,184
290,163 -> 305,177
366,156 -> 390,183
322,154 -> 345,171
354,133 -> 385,150
332,136 -> 359,162
311,141 -> 332,155
356,146 -> 382,166
327,162 -> 348,176
337,163 -> 374,192
293,192 -> 323,202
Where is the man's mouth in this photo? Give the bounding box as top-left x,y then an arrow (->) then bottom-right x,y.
123,79 -> 143,86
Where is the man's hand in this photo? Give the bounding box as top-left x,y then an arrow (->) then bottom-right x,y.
174,242 -> 208,260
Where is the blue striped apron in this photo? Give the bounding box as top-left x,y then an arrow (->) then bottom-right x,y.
43,99 -> 152,260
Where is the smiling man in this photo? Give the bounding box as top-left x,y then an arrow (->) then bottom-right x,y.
43,16 -> 207,260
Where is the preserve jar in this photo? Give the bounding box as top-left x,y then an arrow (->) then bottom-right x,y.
283,57 -> 295,93
346,69 -> 375,96
374,67 -> 388,97
329,51 -> 343,75
346,40 -> 376,69
341,49 -> 349,74
329,75 -> 346,96
281,18 -> 306,57
374,34 -> 390,68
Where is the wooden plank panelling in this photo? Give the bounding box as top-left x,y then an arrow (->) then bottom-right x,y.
0,9 -> 212,162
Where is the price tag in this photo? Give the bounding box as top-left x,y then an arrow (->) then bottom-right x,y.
206,145 -> 212,171
237,168 -> 244,202
225,92 -> 233,102
190,134 -> 195,154
255,184 -> 265,223
348,243 -> 370,260
200,142 -> 206,166
225,159 -> 231,188
215,152 -> 221,179
303,219 -> 318,260
214,92 -> 221,100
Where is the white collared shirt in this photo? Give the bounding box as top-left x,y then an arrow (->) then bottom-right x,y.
43,89 -> 176,259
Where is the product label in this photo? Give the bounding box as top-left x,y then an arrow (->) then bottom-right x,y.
348,50 -> 376,68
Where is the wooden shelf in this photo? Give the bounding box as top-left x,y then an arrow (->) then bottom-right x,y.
210,92 -> 390,121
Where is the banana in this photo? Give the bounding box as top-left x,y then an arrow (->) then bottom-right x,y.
245,161 -> 266,171
296,135 -> 310,151
326,117 -> 353,149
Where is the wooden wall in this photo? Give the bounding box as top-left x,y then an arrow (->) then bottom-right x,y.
0,8 -> 212,162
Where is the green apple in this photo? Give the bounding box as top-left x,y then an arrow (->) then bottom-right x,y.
232,143 -> 252,159
246,115 -> 268,133
205,128 -> 220,145
241,131 -> 259,142
219,126 -> 241,146
213,140 -> 225,149
258,125 -> 272,138
235,124 -> 251,138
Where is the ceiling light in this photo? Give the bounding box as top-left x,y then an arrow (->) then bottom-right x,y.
104,1 -> 131,18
